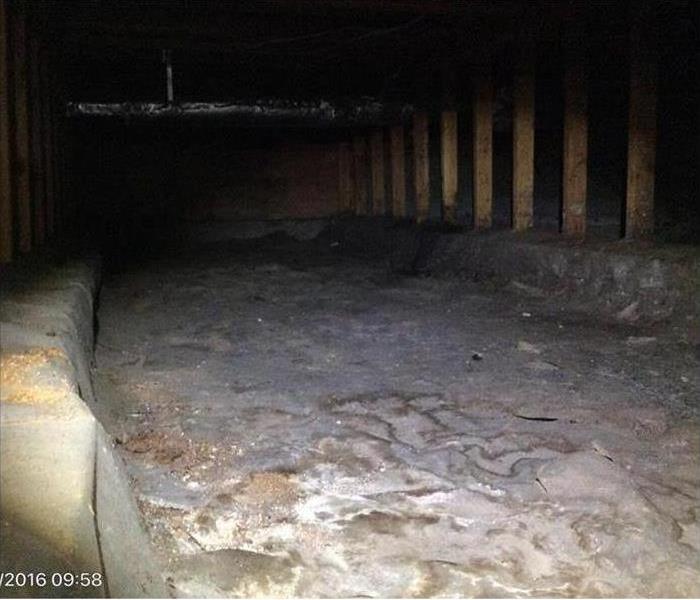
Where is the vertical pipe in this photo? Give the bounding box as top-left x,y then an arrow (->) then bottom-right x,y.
370,129 -> 386,216
440,110 -> 458,223
562,21 -> 588,237
389,125 -> 406,219
413,112 -> 430,223
625,13 -> 657,240
512,45 -> 535,232
0,0 -> 13,262
473,71 -> 493,229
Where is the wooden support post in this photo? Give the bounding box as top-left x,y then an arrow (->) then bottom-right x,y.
625,15 -> 657,240
389,125 -> 406,218
0,0 -> 13,262
62,109 -> 73,233
562,24 -> 588,236
369,129 -> 386,216
413,112 -> 430,222
338,141 -> 352,213
473,72 -> 493,229
440,110 -> 458,223
52,68 -> 65,234
352,134 -> 368,215
10,7 -> 32,253
41,50 -> 55,238
29,35 -> 45,246
512,47 -> 535,232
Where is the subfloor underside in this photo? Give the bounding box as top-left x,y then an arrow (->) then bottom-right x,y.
94,236 -> 700,598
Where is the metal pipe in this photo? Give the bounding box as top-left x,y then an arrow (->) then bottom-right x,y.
66,99 -> 414,127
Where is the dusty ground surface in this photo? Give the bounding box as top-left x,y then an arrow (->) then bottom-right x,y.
93,236 -> 700,597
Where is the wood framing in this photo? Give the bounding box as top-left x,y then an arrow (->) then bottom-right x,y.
352,134 -> 369,215
625,15 -> 657,240
11,7 -> 32,253
40,49 -> 55,237
338,141 -> 352,213
562,23 -> 588,236
369,129 -> 386,215
29,35 -> 46,245
473,73 -> 493,229
389,125 -> 406,218
512,48 -> 535,231
0,0 -> 13,262
440,110 -> 458,223
412,112 -> 430,222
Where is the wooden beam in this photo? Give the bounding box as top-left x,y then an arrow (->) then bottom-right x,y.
562,24 -> 588,236
338,141 -> 353,213
352,134 -> 368,215
369,129 -> 386,216
0,0 -> 13,262
440,109 -> 458,223
473,73 -> 493,229
29,35 -> 46,246
412,112 -> 430,222
52,67 -> 65,234
512,47 -> 535,231
10,7 -> 31,254
389,125 -> 406,218
625,15 -> 657,240
61,97 -> 73,233
41,49 -> 55,238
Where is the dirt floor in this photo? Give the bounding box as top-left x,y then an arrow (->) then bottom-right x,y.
93,235 -> 700,597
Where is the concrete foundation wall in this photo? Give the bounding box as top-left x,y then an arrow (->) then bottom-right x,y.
182,140 -> 341,221
72,124 -> 344,258
332,218 -> 700,323
0,258 -> 167,597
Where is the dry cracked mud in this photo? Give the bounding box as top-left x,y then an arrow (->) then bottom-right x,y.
93,237 -> 700,597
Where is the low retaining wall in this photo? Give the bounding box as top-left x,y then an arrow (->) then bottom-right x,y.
189,217 -> 333,244
333,218 -> 700,322
0,258 -> 166,597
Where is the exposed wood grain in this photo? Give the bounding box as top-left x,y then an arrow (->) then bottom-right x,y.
512,49 -> 535,231
389,125 -> 406,218
338,141 -> 352,213
473,74 -> 493,229
440,110 -> 458,223
562,24 -> 588,237
370,129 -> 386,215
29,35 -> 46,246
352,135 -> 369,215
413,112 -> 430,222
40,49 -> 55,237
625,15 -> 657,240
10,7 -> 32,253
0,0 -> 13,261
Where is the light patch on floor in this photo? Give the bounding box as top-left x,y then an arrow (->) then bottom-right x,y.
93,238 -> 700,597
